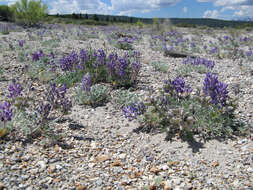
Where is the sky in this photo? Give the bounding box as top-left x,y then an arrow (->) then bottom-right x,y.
1,0 -> 253,20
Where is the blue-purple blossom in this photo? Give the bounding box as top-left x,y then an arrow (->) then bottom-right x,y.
38,102 -> 51,120
170,77 -> 192,94
59,51 -> 79,71
203,72 -> 228,106
82,73 -> 92,92
8,80 -> 22,98
18,40 -> 23,47
0,101 -> 12,122
49,52 -> 55,59
210,47 -> 217,54
122,102 -> 146,120
246,50 -> 252,57
182,56 -> 215,69
32,50 -> 45,62
80,49 -> 89,63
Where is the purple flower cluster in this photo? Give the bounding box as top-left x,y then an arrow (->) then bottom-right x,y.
47,83 -> 72,113
0,101 -> 12,122
32,50 -> 45,61
80,49 -> 89,64
122,102 -> 146,120
210,47 -> 217,54
37,102 -> 51,120
94,49 -> 106,67
182,56 -> 215,69
8,80 -> 22,98
18,40 -> 24,47
59,51 -> 79,71
82,73 -> 92,92
246,50 -> 252,57
170,77 -> 192,94
203,72 -> 228,106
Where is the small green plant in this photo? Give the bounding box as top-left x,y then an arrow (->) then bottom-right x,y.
0,66 -> 4,81
41,39 -> 60,48
176,64 -> 210,76
112,89 -> 140,109
149,61 -> 169,73
55,70 -> 85,88
75,84 -> 110,108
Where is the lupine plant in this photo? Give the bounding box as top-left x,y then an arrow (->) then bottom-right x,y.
176,56 -> 215,76
124,75 -> 246,140
56,48 -> 141,88
74,73 -> 110,107
203,72 -> 228,106
0,101 -> 13,138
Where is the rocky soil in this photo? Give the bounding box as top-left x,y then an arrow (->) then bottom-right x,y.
0,24 -> 252,190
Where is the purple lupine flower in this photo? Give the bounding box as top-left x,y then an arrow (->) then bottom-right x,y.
49,52 -> 55,59
59,51 -> 79,71
182,57 -> 215,69
18,40 -> 24,47
122,102 -> 146,120
61,98 -> 72,114
38,102 -> 51,120
203,72 -> 228,106
8,80 -> 22,98
80,49 -> 89,63
117,57 -> 129,77
210,47 -> 217,54
49,60 -> 56,72
170,77 -> 192,94
32,52 -> 40,61
0,101 -> 12,122
246,50 -> 252,57
82,73 -> 92,92
97,49 -> 106,66
224,36 -> 229,40
57,83 -> 67,98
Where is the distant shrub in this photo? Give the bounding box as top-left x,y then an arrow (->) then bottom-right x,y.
176,22 -> 196,28
136,20 -> 144,29
10,0 -> 48,26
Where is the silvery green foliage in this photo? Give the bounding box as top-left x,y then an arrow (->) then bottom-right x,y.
149,61 -> 169,73
41,39 -> 61,48
75,84 -> 110,108
112,89 -> 140,109
176,64 -> 211,77
0,66 -> 4,80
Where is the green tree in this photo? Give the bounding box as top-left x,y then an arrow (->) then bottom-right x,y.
92,14 -> 99,21
11,0 -> 48,26
0,5 -> 13,21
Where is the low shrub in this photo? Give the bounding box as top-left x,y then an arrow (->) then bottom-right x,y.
123,74 -> 247,140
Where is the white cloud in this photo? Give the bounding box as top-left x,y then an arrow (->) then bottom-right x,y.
197,0 -> 253,18
48,0 -> 182,15
46,0 -> 112,14
203,9 -> 219,18
183,6 -> 188,13
111,0 -> 181,15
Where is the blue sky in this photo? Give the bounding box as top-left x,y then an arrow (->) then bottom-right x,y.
1,0 -> 253,20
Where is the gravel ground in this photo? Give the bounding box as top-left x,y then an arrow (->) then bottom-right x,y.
0,24 -> 253,190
